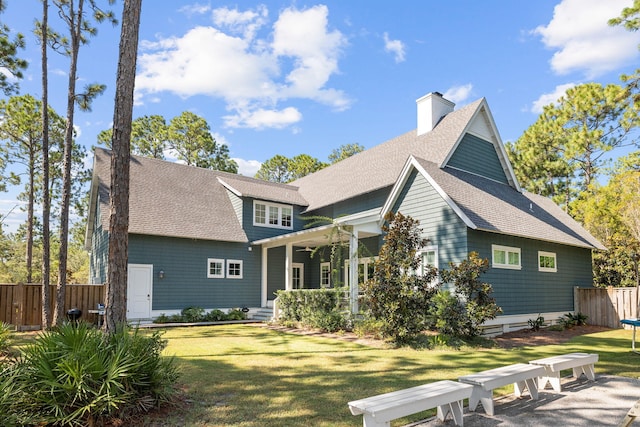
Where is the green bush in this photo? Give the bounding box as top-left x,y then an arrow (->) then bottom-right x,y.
154,313 -> 171,323
528,314 -> 545,331
560,312 -> 588,329
0,322 -> 12,354
4,322 -> 179,426
428,290 -> 464,337
306,309 -> 349,332
353,316 -> 385,340
205,309 -> 227,321
275,288 -> 348,332
226,308 -> 248,321
440,252 -> 502,338
181,306 -> 206,322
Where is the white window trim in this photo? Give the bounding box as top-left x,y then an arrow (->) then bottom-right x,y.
320,262 -> 331,288
538,251 -> 557,273
207,258 -> 225,279
419,245 -> 439,271
253,200 -> 293,230
227,259 -> 243,279
343,256 -> 378,284
492,244 -> 522,270
418,246 -> 439,284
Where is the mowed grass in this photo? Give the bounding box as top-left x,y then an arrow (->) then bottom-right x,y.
153,324 -> 639,427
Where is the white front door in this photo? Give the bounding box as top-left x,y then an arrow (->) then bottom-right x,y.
127,264 -> 152,319
292,263 -> 304,289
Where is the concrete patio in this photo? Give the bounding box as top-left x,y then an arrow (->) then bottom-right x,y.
410,375 -> 640,427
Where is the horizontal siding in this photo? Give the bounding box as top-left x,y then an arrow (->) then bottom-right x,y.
331,187 -> 390,217
468,229 -> 593,316
392,169 -> 468,267
447,134 -> 508,184
89,222 -> 109,284
129,234 -> 261,310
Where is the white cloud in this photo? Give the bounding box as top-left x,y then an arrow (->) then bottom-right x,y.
443,84 -> 473,104
212,5 -> 268,40
534,0 -> 640,78
223,106 -> 302,129
383,32 -> 406,63
178,3 -> 211,16
135,5 -> 349,130
233,158 -> 262,176
531,83 -> 576,113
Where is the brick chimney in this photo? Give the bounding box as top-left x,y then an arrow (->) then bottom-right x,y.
416,92 -> 455,136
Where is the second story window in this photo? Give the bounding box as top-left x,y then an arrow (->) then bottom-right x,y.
253,201 -> 293,230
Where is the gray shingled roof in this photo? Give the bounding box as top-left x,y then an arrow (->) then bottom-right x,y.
218,174 -> 308,206
413,157 -> 605,249
92,148 -> 248,242
292,98 -> 483,212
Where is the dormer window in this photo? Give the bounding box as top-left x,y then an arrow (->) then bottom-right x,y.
253,201 -> 293,230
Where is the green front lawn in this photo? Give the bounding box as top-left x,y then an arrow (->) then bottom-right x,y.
154,325 -> 638,427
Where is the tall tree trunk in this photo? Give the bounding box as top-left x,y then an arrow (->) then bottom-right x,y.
26,149 -> 34,283
41,0 -> 51,330
53,0 -> 83,326
105,0 -> 142,333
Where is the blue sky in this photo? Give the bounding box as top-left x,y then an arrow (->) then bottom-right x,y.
1,0 -> 640,232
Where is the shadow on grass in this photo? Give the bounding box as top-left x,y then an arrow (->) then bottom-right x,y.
157,325 -> 637,427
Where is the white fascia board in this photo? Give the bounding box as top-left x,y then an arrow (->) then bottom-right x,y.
251,223 -> 337,248
380,156 -> 477,230
335,208 -> 382,226
217,177 -> 243,197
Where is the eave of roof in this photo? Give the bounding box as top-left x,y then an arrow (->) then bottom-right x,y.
217,175 -> 308,206
407,156 -> 605,250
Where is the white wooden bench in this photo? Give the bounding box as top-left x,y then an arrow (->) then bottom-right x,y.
458,363 -> 545,416
529,352 -> 598,392
348,380 -> 474,427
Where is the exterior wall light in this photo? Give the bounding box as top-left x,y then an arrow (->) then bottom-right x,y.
158,270 -> 165,279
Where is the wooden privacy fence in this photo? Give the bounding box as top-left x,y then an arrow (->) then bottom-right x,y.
575,286 -> 638,329
0,283 -> 105,331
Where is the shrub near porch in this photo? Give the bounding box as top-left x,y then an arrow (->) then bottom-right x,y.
275,288 -> 350,332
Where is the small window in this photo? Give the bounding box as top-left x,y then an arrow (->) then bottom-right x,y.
227,260 -> 243,279
253,201 -> 293,229
492,245 -> 521,270
281,207 -> 292,228
538,251 -> 557,272
268,206 -> 279,225
418,246 -> 439,284
207,258 -> 224,278
254,203 -> 266,225
320,262 -> 331,288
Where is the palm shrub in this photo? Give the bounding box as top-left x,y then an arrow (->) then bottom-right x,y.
0,321 -> 12,355
8,322 -> 178,426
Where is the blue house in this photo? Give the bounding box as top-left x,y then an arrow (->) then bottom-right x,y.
86,92 -> 604,333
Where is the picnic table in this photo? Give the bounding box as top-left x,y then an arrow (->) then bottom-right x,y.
621,318 -> 640,354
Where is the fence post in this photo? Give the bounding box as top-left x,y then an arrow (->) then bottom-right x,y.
574,286 -> 580,314
15,282 -> 24,331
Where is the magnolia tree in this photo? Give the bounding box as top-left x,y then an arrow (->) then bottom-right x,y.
362,211 -> 438,344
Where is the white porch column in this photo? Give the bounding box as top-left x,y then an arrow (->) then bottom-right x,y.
261,246 -> 268,307
349,229 -> 359,314
285,242 -> 293,291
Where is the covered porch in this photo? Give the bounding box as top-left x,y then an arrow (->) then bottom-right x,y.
251,210 -> 381,314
